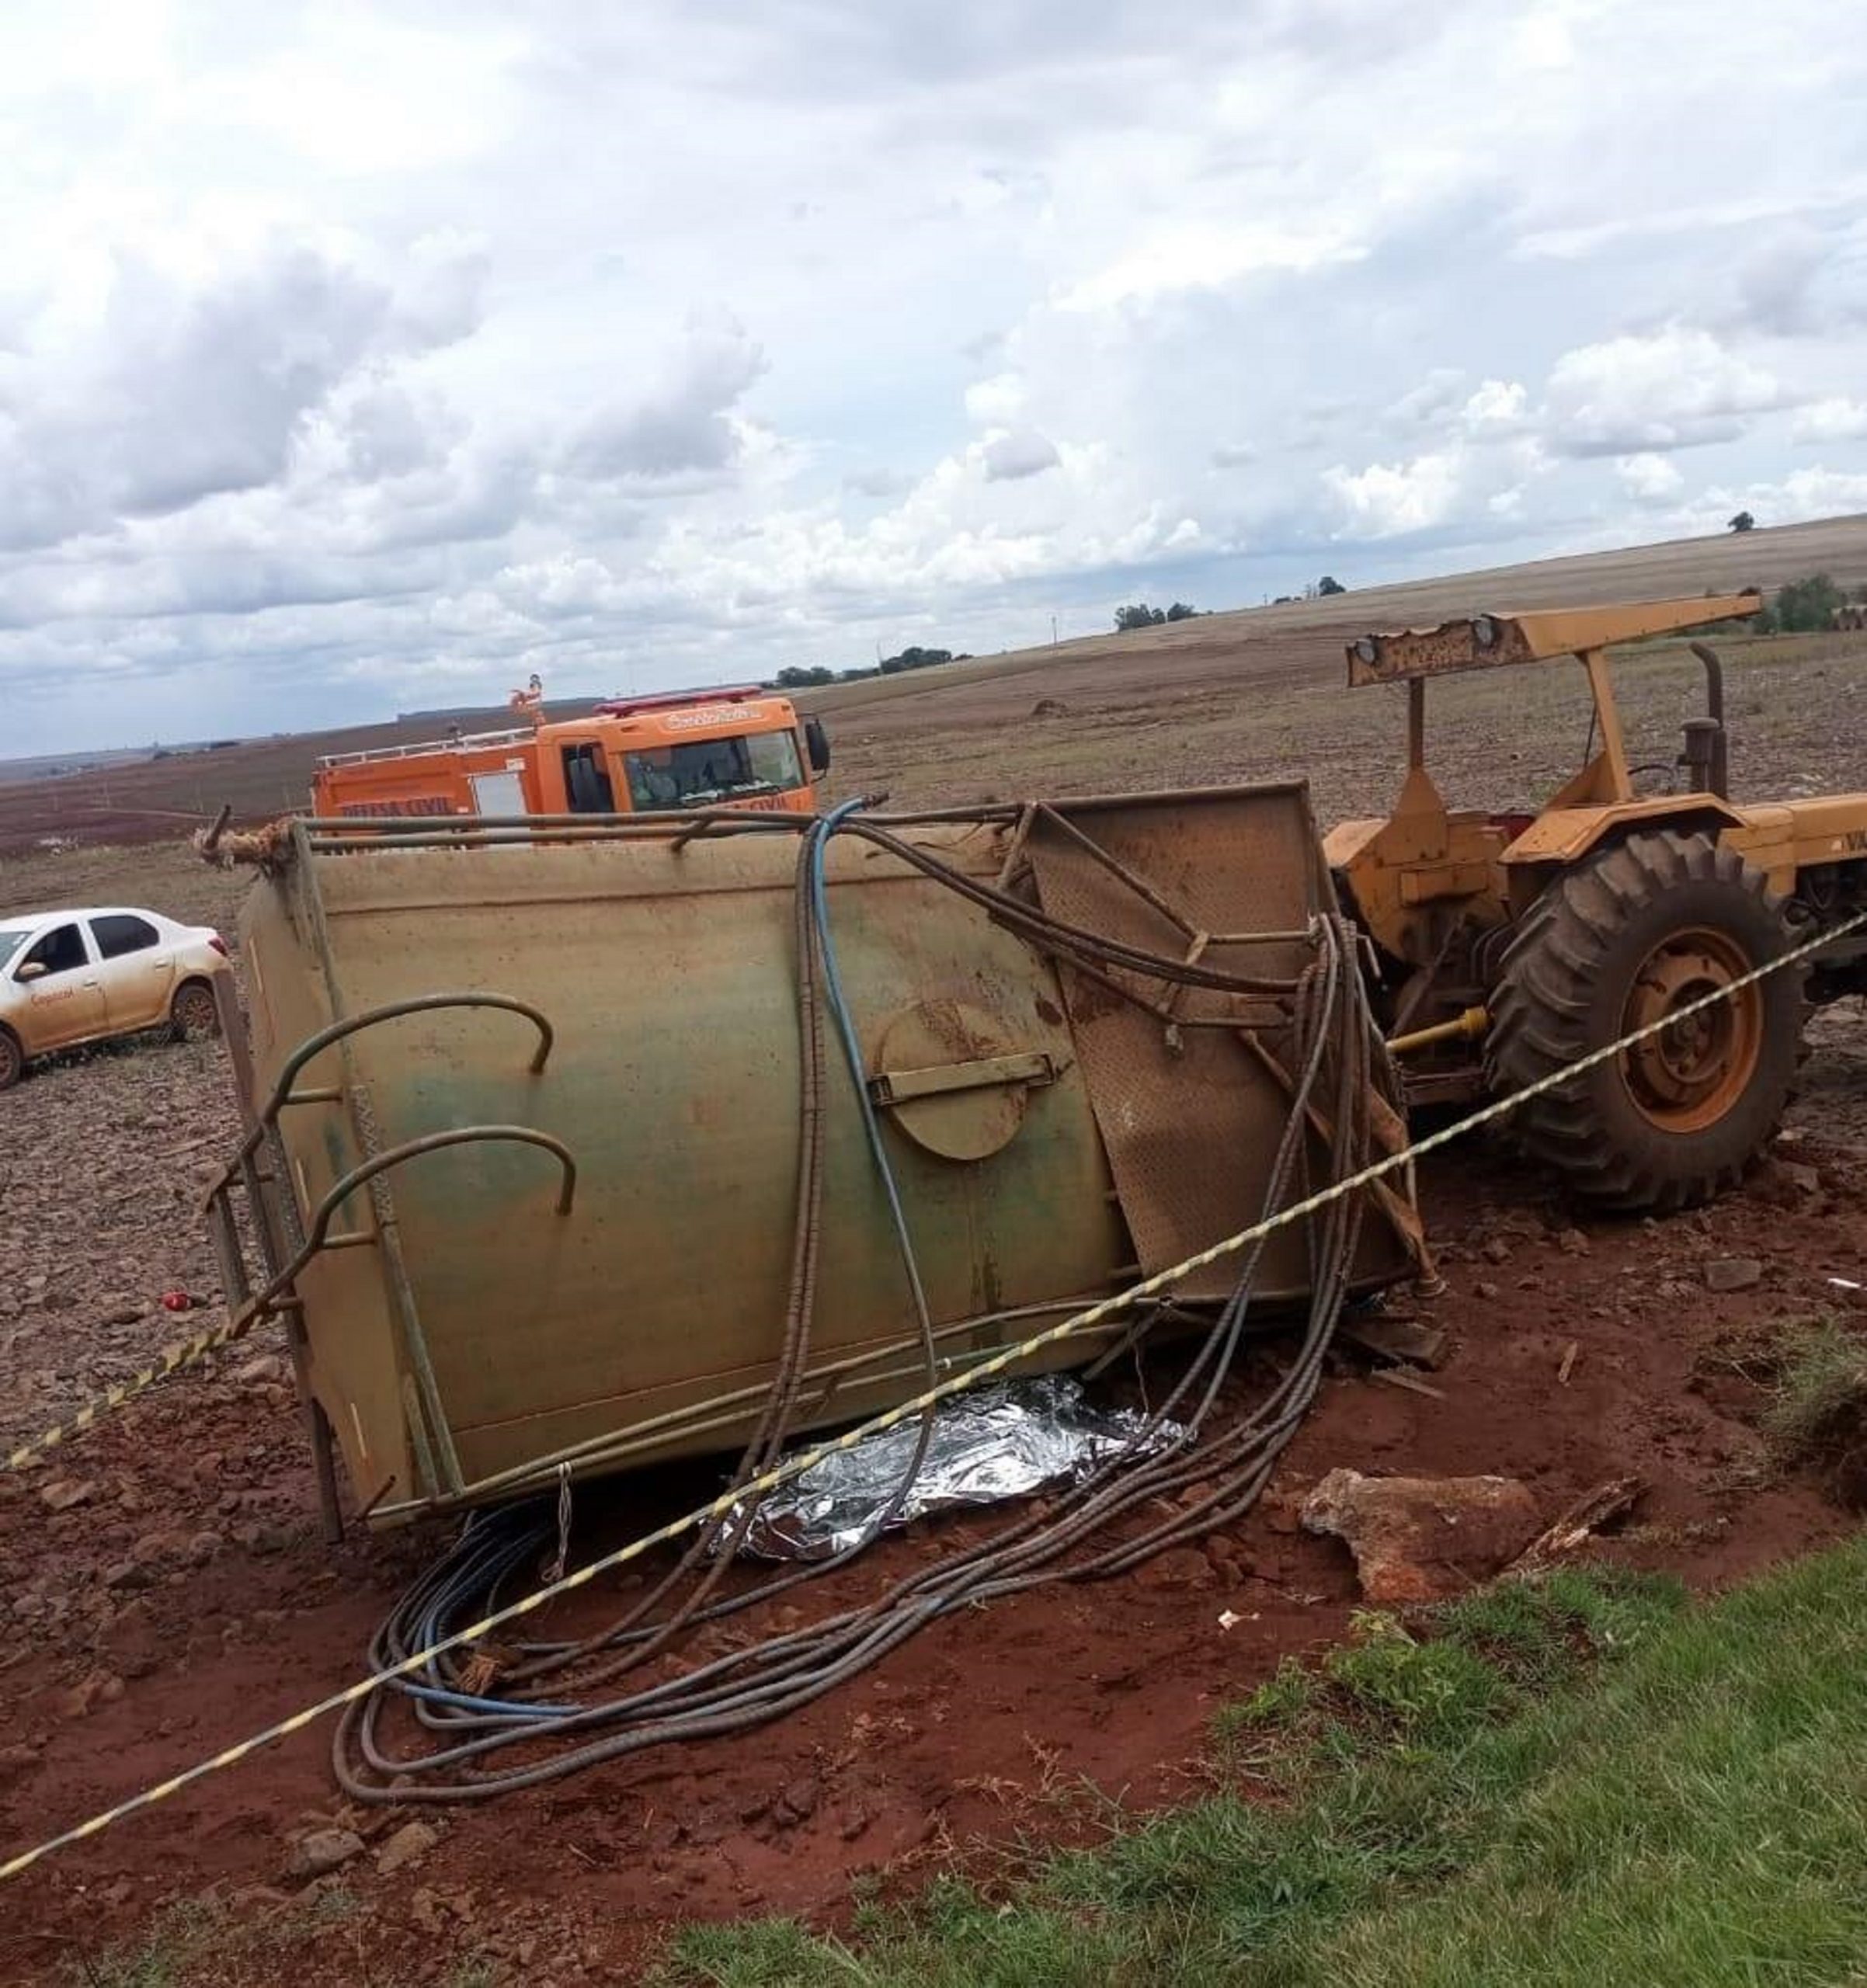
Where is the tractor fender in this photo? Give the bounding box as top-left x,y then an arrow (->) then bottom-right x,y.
1500,797 -> 1745,871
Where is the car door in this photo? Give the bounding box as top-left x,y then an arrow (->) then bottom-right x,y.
88,913 -> 176,1031
11,921 -> 108,1051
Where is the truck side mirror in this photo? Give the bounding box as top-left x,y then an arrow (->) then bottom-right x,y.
804,717 -> 831,775
15,961 -> 45,982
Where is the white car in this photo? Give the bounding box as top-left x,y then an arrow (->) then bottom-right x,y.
0,905 -> 231,1090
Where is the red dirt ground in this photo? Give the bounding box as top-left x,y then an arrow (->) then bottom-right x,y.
4,1110 -> 1865,1984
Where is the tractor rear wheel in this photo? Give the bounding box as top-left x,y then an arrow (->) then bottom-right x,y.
1486,831 -> 1799,1211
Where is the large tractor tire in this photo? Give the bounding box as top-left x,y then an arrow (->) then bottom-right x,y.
1486,831 -> 1799,1211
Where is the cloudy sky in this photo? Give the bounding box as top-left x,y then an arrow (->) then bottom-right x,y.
3,0 -> 1865,755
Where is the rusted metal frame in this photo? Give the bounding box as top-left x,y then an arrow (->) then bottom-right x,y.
211,971 -> 259,1127
1031,805 -> 1317,951
1024,938 -> 1293,1034
400,1374 -> 440,1504
1159,931 -> 1214,1047
993,802 -> 1040,892
207,960 -> 346,1540
1235,1029 -> 1435,1284
343,1080 -> 453,1494
1028,803 -> 1201,940
843,821 -> 1306,998
204,1182 -> 251,1312
288,829 -> 370,1535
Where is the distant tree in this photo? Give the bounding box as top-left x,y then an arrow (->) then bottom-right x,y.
1114,603 -> 1169,631
875,645 -> 954,676
776,665 -> 836,687
1164,601 -> 1198,621
1729,510 -> 1756,533
1316,575 -> 1347,596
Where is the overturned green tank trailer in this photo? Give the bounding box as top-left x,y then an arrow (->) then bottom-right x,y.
205,787 -> 1427,1533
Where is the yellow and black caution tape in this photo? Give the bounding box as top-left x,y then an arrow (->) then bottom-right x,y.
5,1305 -> 273,1473
3,902 -> 1863,1885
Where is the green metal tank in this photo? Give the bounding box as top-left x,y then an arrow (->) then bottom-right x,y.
207,785 -> 1422,1528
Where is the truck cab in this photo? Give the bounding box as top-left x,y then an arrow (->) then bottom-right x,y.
311,686 -> 831,822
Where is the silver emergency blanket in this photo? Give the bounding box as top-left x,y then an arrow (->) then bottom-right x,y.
733,1375 -> 1184,1562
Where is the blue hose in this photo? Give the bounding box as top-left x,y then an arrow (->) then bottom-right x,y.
806,801 -> 935,1335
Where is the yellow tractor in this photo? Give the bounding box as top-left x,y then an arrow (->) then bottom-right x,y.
1324,593 -> 1867,1210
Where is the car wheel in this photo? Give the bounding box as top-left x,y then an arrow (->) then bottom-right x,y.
171,980 -> 222,1041
0,1028 -> 22,1090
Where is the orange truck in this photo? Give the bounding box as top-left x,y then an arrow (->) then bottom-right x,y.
311,686 -> 832,822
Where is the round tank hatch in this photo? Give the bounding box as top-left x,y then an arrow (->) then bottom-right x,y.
871,999 -> 1051,1163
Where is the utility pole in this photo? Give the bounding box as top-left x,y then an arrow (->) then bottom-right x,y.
1051,614 -> 1057,646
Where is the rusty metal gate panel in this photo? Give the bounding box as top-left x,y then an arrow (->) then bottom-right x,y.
1021,786 -> 1407,1302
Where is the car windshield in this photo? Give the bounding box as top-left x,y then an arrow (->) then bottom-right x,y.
623,729 -> 804,811
0,928 -> 33,972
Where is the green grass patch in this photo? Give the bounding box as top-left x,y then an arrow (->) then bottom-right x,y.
1764,1316 -> 1867,1474
656,1541 -> 1867,1987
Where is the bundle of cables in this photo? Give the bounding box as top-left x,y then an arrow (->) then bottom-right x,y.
336,801 -> 1380,1802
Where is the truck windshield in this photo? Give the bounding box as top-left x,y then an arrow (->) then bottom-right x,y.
624,730 -> 805,811
0,929 -> 31,971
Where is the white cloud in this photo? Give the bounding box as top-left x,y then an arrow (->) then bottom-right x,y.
1461,380 -> 1531,433
1544,327 -> 1789,456
561,314 -> 767,481
1387,370 -> 1467,426
1323,453 -> 1464,538
1792,398 -> 1867,444
982,427 -> 1060,481
1615,453 -> 1684,503
1667,465 -> 1867,537
964,372 -> 1026,423
1055,221 -> 1365,313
